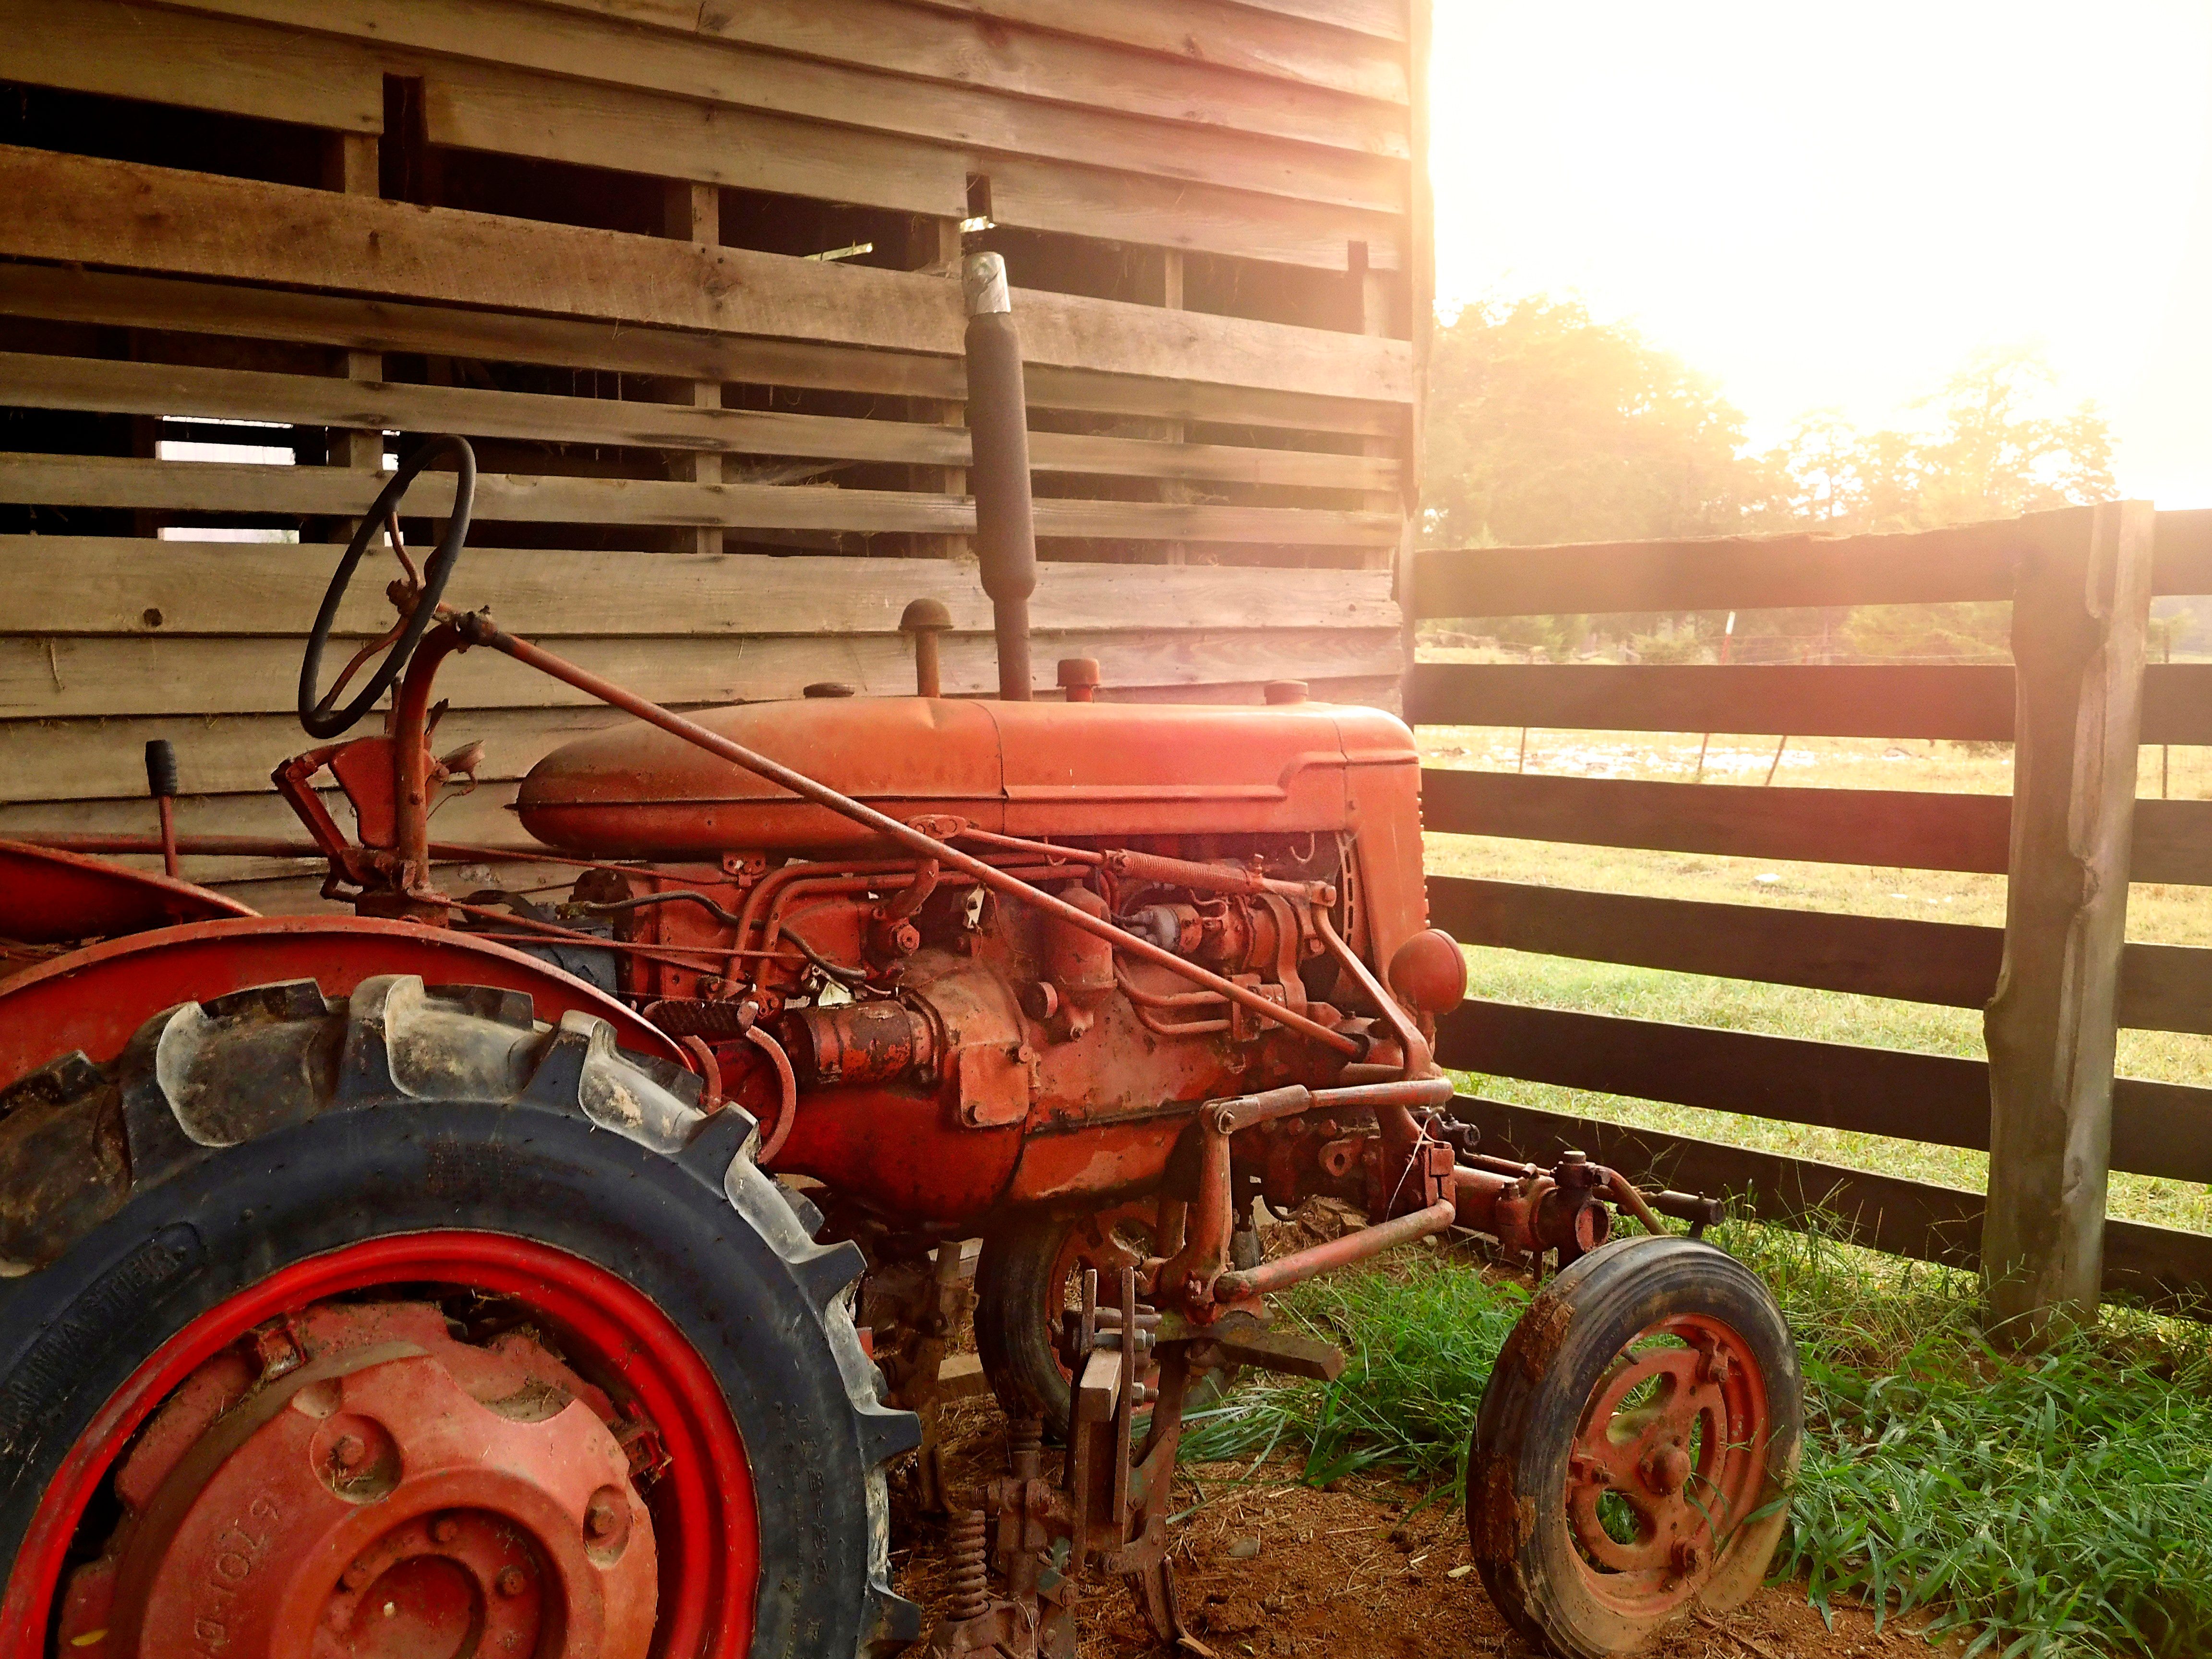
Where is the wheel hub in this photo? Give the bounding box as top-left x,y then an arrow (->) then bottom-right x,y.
58,1300 -> 658,1659
1563,1317 -> 1766,1611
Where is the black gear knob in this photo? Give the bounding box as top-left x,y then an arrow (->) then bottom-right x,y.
144,738 -> 179,800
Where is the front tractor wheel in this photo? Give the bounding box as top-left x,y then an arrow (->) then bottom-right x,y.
1467,1235 -> 1803,1659
0,975 -> 919,1659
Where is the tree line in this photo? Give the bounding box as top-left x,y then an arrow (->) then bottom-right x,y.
1418,297 -> 2176,664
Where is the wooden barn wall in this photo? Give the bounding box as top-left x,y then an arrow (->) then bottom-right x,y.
0,0 -> 1428,909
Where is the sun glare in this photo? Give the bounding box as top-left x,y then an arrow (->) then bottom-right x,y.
1431,1 -> 2212,507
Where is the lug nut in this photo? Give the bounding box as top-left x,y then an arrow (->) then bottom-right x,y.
586,1497 -> 622,1539
496,1566 -> 529,1598
1671,1539 -> 1707,1578
331,1433 -> 366,1471
429,1514 -> 459,1545
340,1557 -> 374,1592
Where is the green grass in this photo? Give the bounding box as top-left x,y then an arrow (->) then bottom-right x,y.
1183,1229 -> 2212,1657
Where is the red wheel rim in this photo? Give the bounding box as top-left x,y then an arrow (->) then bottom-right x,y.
0,1231 -> 757,1659
1562,1312 -> 1770,1617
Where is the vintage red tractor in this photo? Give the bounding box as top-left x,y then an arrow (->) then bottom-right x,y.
0,257 -> 1801,1659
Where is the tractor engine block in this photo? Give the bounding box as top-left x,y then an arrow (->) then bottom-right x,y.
563,835 -> 1392,1229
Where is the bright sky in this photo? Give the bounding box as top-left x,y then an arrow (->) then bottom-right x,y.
1431,2 -> 2212,507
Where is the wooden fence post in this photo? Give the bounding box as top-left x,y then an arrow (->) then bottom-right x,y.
1984,500 -> 2156,1338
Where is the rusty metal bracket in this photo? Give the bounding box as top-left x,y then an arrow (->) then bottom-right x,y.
921,1266 -> 1353,1659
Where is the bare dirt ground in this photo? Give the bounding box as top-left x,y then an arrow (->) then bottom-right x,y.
890,1395 -> 1957,1659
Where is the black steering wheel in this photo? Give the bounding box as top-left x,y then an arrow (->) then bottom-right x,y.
297,433 -> 477,739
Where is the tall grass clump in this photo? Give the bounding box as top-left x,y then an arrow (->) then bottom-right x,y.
1181,1224 -> 2212,1657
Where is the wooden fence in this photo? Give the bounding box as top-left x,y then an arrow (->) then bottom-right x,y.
1412,504 -> 2212,1324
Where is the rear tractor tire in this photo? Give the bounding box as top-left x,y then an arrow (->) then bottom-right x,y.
0,974 -> 920,1659
1467,1234 -> 1803,1659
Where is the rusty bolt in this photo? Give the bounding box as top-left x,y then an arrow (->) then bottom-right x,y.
585,1496 -> 623,1540
1671,1539 -> 1707,1579
341,1557 -> 374,1593
1701,1346 -> 1731,1385
1569,1454 -> 1611,1488
331,1433 -> 367,1472
496,1566 -> 528,1598
429,1514 -> 459,1545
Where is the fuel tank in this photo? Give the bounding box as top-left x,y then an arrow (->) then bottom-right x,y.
515,695 -> 1419,857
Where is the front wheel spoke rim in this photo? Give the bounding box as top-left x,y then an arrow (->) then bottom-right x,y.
1564,1315 -> 1772,1613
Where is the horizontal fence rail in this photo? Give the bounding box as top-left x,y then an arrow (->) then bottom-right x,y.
1413,503 -> 2212,1316
1421,769 -> 2212,887
1435,1001 -> 2212,1187
1430,877 -> 2212,1034
1413,506 -> 2212,617
1410,661 -> 2212,744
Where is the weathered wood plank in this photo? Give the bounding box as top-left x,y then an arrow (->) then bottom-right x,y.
2101,1216 -> 2212,1315
421,57 -> 970,218
0,453 -> 1399,545
1422,770 -> 2212,888
0,0 -> 384,132
1451,1095 -> 2212,1310
1428,874 -> 2212,1034
2117,944 -> 2212,1036
0,538 -> 1399,637
979,153 -> 1406,272
1408,663 -> 2018,740
1428,876 -> 2003,1007
0,265 -> 1403,436
0,626 -> 1406,720
0,350 -> 1395,492
2140,664 -> 2212,744
170,0 -> 1406,212
0,147 -> 1414,403
1983,502 -> 2154,1332
1412,504 -> 2212,616
0,708 -> 636,803
2152,507 -> 2212,596
539,0 -> 1413,158
1435,998 -> 2212,1187
1227,0 -> 1407,41
1439,998 -> 1992,1149
1413,520 -> 2024,617
906,0 -> 1410,101
2133,799 -> 2212,887
0,784 -> 529,887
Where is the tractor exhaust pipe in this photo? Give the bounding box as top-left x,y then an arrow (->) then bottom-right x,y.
962,252 -> 1036,701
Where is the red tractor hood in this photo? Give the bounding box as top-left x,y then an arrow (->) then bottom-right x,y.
516,695 -> 1417,857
